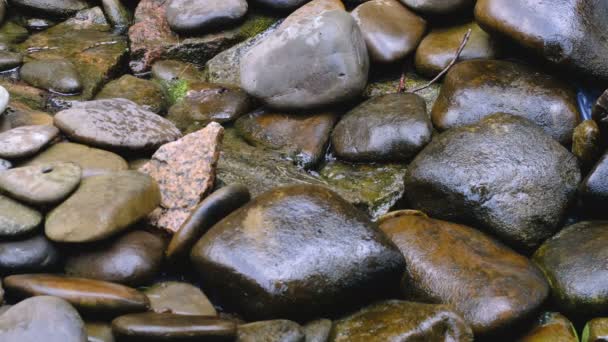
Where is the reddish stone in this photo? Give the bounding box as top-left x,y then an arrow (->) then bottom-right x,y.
139,122 -> 224,232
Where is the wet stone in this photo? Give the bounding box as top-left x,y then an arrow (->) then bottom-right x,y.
0,162 -> 81,206
415,21 -> 499,78
235,108 -> 337,168
11,0 -> 90,18
24,17 -> 58,31
20,60 -> 83,94
579,152 -> 608,213
351,0 -> 426,63
145,281 -> 217,316
166,184 -> 251,260
519,312 -> 578,342
65,231 -> 165,286
0,234 -> 60,274
0,296 -> 87,342
303,319 -> 332,342
0,125 -> 59,159
152,60 -> 206,84
475,0 -> 608,81
0,194 -> 41,237
240,10 -> 368,110
0,51 -> 22,71
533,221 -> 608,318
168,82 -> 251,133
95,75 -> 166,114
190,185 -> 406,320
54,98 -> 181,151
237,320 -> 304,342
166,0 -> 248,34
101,0 -> 132,34
22,142 -> 128,178
4,274 -> 150,316
85,322 -> 115,342
0,85 -> 7,114
112,313 -> 237,341
573,119 -> 602,171
405,113 -> 581,250
331,93 -> 431,163
45,171 -> 161,243
329,300 -> 473,341
379,213 -> 549,335
1,102 -> 53,130
0,21 -> 29,50
401,0 -> 474,14
139,122 -> 223,233
583,318 -> 608,342
431,60 -> 580,145
0,159 -> 9,171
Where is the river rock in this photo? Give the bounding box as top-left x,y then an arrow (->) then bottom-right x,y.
352,0 -> 426,63
0,51 -> 22,71
573,119 -> 602,171
0,162 -> 81,205
145,281 -> 217,316
331,93 -> 430,162
0,125 -> 59,159
401,0 -> 473,14
329,300 -> 473,341
1,101 -> 53,129
475,0 -> 608,81
0,159 -> 9,171
431,60 -> 580,145
191,185 -> 405,320
54,99 -> 181,151
237,320 -> 304,342
168,82 -> 251,133
404,113 -> 580,250
519,312 -> 578,342
139,122 -> 223,233
10,0 -> 89,17
240,10 -> 368,110
583,318 -> 608,342
533,221 -> 608,317
580,153 -> 608,213
0,296 -> 87,342
166,0 -> 248,34
95,75 -> 166,114
112,313 -> 236,340
166,184 -> 250,259
45,171 -> 161,243
20,60 -> 83,94
152,60 -> 206,84
4,274 -> 150,316
101,0 -> 132,34
22,142 -> 128,178
235,109 -> 337,168
303,319 -> 332,342
0,234 -> 60,274
64,231 -> 165,286
0,194 -> 41,237
415,21 -> 499,78
379,212 -> 549,335
85,322 -> 115,342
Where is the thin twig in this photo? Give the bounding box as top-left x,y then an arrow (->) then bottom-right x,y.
407,28 -> 472,93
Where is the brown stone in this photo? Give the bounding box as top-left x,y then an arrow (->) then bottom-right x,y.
379,213 -> 549,335
140,122 -> 224,232
572,119 -> 602,171
519,312 -> 577,342
584,318 -> 608,342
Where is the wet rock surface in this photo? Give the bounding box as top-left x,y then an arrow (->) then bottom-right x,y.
166,0 -> 248,34
20,59 -> 82,94
0,234 -> 59,274
431,60 -> 580,145
144,281 -> 217,316
379,212 -> 549,335
405,113 -> 580,250
0,194 -> 41,237
191,185 -> 405,320
0,124 -> 58,159
95,75 -> 166,114
237,320 -> 305,342
520,312 -> 578,342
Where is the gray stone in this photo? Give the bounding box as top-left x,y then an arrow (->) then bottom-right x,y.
0,125 -> 59,159
20,60 -> 83,94
401,0 -> 473,14
0,234 -> 60,274
404,113 -> 581,250
0,296 -> 87,342
54,98 -> 181,151
166,0 -> 248,34
240,10 -> 369,110
101,0 -> 132,34
0,194 -> 41,237
10,0 -> 89,17
0,51 -> 22,71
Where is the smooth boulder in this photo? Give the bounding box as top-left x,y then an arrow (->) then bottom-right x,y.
237,320 -> 304,342
166,0 -> 248,34
331,93 -> 431,162
240,10 -> 369,110
10,0 -> 89,17
0,194 -> 41,237
431,60 -> 580,145
0,235 -> 60,274
54,99 -> 181,151
533,221 -> 608,317
379,212 -> 549,335
580,152 -> 608,213
144,281 -> 217,316
0,125 -> 59,159
45,171 -> 161,243
191,185 -> 405,320
401,0 -> 473,14
0,296 -> 87,342
404,113 -> 580,250
20,60 -> 82,94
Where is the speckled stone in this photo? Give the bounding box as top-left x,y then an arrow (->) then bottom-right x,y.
237,320 -> 304,342
139,122 -> 224,233
0,125 -> 59,159
0,162 -> 81,205
54,98 -> 182,151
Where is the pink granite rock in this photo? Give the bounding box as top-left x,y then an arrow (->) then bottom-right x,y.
139,122 -> 224,232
